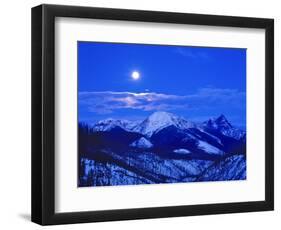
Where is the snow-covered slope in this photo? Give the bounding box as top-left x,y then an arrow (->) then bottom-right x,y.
79,153 -> 246,186
197,155 -> 246,181
130,137 -> 153,149
133,111 -> 195,137
197,140 -> 223,155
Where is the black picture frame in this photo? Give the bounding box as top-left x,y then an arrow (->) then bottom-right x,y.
31,4 -> 274,225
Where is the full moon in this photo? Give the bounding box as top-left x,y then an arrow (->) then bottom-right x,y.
131,71 -> 140,80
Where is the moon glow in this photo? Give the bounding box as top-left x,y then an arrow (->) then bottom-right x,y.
131,71 -> 140,80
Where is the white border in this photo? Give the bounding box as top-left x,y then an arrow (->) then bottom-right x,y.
55,17 -> 265,213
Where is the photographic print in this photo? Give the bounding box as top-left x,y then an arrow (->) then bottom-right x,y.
32,5 -> 274,224
78,41 -> 246,187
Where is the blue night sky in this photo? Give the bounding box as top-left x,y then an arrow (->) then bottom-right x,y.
78,41 -> 246,129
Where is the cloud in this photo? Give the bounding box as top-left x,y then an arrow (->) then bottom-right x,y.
174,47 -> 210,60
79,91 -> 187,114
187,87 -> 246,107
79,87 -> 245,115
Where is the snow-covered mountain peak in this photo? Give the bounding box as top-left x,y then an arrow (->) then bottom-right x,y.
203,115 -> 245,140
134,111 -> 195,137
146,111 -> 178,128
204,114 -> 232,130
96,118 -> 117,125
93,118 -> 138,132
215,114 -> 232,128
148,111 -> 174,121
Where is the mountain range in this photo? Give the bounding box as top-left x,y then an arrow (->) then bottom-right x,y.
79,111 -> 246,187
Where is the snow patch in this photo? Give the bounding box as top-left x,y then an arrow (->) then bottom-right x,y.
130,137 -> 153,149
197,140 -> 224,155
173,148 -> 191,154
